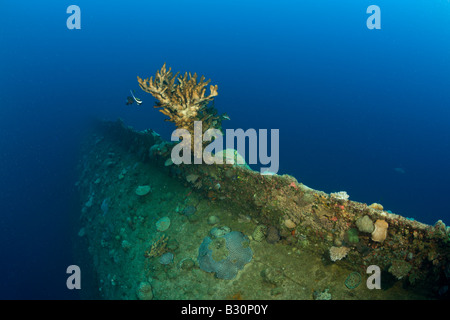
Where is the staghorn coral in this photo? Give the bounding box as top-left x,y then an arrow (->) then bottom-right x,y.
144,234 -> 168,258
138,64 -> 225,158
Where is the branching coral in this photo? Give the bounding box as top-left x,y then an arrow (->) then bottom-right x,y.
144,234 -> 168,258
137,64 -> 224,138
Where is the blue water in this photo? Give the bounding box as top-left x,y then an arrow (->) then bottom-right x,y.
1,0 -> 449,299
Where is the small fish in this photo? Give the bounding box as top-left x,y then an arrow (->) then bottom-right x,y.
126,90 -> 143,106
126,96 -> 134,105
221,113 -> 230,120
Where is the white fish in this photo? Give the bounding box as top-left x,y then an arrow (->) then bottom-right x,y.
130,90 -> 143,106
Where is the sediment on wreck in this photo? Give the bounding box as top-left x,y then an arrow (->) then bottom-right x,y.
83,119 -> 450,294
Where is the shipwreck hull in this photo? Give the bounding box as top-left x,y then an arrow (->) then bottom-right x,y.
76,119 -> 450,299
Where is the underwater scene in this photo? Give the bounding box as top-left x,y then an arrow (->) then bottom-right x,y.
1,1 -> 450,304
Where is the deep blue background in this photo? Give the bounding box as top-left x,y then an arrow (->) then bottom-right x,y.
1,0 -> 449,299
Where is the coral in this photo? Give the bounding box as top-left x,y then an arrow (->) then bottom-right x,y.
210,226 -> 231,238
313,288 -> 332,300
156,216 -> 171,232
329,246 -> 350,262
159,252 -> 174,265
252,225 -> 267,242
121,240 -> 131,252
207,215 -> 220,225
179,258 -> 195,271
355,215 -> 374,233
346,228 -> 360,244
214,149 -> 249,168
164,158 -> 173,166
181,206 -> 197,217
371,219 -> 388,242
284,219 -> 296,229
135,185 -> 151,196
144,234 -> 168,258
136,282 -> 153,300
198,231 -> 253,280
433,220 -> 448,239
138,64 -> 225,158
149,141 -> 172,158
101,198 -> 110,214
388,259 -> 412,280
78,227 -> 86,237
369,203 -> 384,210
345,272 -> 362,289
266,226 -> 280,244
330,191 -> 349,201
186,174 -> 199,183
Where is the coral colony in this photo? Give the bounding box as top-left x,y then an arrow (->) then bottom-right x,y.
137,63 -> 222,159
138,64 -> 279,174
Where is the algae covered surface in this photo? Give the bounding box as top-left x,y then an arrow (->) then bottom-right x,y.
74,121 -> 449,300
